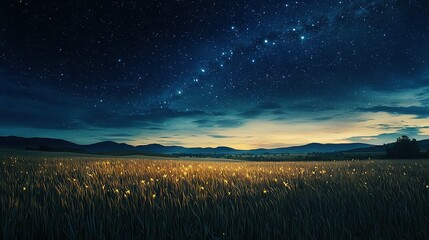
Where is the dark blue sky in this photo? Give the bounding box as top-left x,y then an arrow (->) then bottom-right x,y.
1,0 -> 428,148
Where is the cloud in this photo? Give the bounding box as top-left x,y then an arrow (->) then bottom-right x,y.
0,75 -> 87,129
208,134 -> 235,139
370,124 -> 403,131
238,109 -> 263,118
312,116 -> 335,121
140,108 -> 205,121
157,140 -> 185,145
419,98 -> 429,105
258,102 -> 282,110
193,119 -> 243,128
144,127 -> 165,131
81,107 -> 207,128
105,133 -> 134,137
346,127 -> 428,143
0,108 -> 85,129
358,105 -> 429,118
100,137 -> 133,142
237,102 -> 284,119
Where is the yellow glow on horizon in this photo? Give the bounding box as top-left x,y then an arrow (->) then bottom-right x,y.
129,112 -> 429,149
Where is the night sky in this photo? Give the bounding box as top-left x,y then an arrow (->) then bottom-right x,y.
1,0 -> 428,149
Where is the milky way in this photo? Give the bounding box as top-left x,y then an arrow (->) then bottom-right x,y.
0,0 -> 428,148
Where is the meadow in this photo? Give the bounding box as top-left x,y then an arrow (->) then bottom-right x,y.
0,151 -> 428,239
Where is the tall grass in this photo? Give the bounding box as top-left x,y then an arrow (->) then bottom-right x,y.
1,155 -> 428,239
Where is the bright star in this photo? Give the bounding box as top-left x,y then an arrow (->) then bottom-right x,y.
264,39 -> 268,43
300,36 -> 305,40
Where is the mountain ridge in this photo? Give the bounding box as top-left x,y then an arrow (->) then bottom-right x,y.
2,136 -> 428,155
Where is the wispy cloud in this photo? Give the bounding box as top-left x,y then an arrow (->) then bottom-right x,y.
358,105 -> 429,118
208,134 -> 235,139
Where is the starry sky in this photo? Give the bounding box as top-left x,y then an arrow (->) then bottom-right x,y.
1,0 -> 428,149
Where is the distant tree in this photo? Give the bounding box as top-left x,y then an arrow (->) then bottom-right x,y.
386,135 -> 421,159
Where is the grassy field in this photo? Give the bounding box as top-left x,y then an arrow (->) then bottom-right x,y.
0,151 -> 428,239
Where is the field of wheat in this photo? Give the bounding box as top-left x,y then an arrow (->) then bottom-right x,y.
0,153 -> 428,239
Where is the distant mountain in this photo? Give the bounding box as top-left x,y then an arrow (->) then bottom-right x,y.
344,144 -> 389,153
82,141 -> 136,153
6,135 -> 424,155
136,144 -> 187,154
0,136 -> 82,152
254,143 -> 374,154
136,144 -> 239,154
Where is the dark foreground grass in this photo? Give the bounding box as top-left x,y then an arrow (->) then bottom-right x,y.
0,154 -> 428,239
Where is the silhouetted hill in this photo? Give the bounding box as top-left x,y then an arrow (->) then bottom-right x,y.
136,144 -> 237,154
264,143 -> 374,154
136,144 -> 186,154
0,136 -> 81,152
82,141 -> 136,153
6,136 -> 423,155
